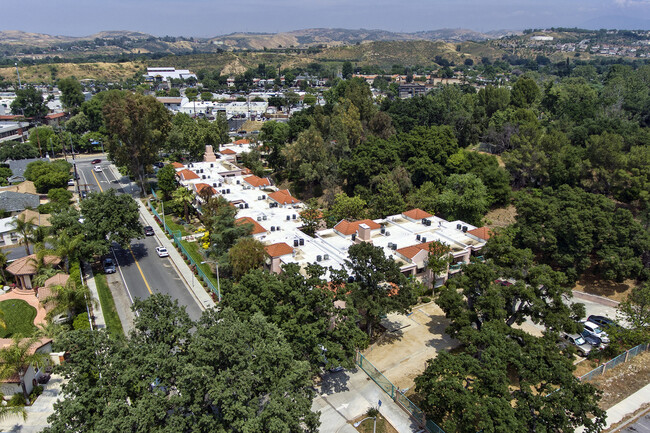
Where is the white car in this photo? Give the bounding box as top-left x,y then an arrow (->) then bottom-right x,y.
583,321 -> 610,344
155,246 -> 169,257
94,165 -> 102,172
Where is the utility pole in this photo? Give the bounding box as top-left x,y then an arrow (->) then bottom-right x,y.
15,63 -> 21,89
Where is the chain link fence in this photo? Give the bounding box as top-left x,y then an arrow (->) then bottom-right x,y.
579,342 -> 649,382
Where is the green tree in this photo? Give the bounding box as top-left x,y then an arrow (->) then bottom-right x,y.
612,282 -> 650,346
42,280 -> 91,322
299,201 -> 323,236
80,189 -> 143,257
206,197 -> 252,258
102,92 -> 172,195
11,86 -> 48,121
326,192 -> 367,226
10,213 -> 37,256
0,336 -> 48,404
156,164 -> 177,200
172,186 -> 194,222
64,112 -> 90,136
44,295 -> 319,432
346,242 -> 417,337
259,121 -> 290,171
426,241 -> 452,291
58,77 -> 85,112
370,178 -> 406,218
28,126 -> 61,156
510,76 -> 540,108
342,61 -> 353,79
435,173 -> 488,226
228,237 -> 268,279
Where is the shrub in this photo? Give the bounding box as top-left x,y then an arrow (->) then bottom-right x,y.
73,313 -> 91,330
29,385 -> 43,403
420,296 -> 431,304
8,393 -> 26,407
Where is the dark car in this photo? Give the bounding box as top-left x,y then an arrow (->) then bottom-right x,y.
91,159 -> 102,164
103,258 -> 116,274
587,315 -> 619,330
144,226 -> 155,236
580,329 -> 605,349
153,162 -> 165,168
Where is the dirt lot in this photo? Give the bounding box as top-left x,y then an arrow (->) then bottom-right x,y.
573,270 -> 638,302
484,205 -> 517,229
589,351 -> 650,410
362,302 -> 458,391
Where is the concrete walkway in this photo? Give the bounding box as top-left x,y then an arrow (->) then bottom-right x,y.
83,263 -> 106,330
313,368 -> 422,433
575,383 -> 650,432
0,374 -> 64,433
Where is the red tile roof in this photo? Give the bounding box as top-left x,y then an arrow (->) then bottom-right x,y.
44,273 -> 69,288
268,189 -> 301,205
396,242 -> 431,260
234,139 -> 250,145
333,219 -> 381,236
468,227 -> 492,240
403,208 -> 432,220
265,242 -> 294,257
236,217 -> 267,235
176,169 -> 199,181
171,162 -> 184,169
220,148 -> 237,155
195,183 -> 216,196
7,255 -> 61,276
45,112 -> 66,119
244,175 -> 271,188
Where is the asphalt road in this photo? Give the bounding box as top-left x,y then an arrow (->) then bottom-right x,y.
620,410 -> 650,432
74,156 -> 203,321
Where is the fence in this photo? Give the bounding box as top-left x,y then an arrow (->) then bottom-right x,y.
579,342 -> 649,382
355,352 -> 445,433
148,200 -> 221,301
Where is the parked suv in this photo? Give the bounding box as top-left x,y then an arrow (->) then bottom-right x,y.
582,321 -> 610,344
561,333 -> 592,357
587,315 -> 619,330
580,330 -> 606,350
103,258 -> 116,274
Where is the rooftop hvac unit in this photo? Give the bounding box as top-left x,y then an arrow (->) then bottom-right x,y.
391,244 -> 397,251
227,189 -> 231,193
299,239 -> 304,246
286,215 -> 291,221
422,237 -> 427,243
421,218 -> 427,224
347,276 -> 355,283
202,175 -> 206,179
210,163 -> 214,168
245,203 -> 249,208
385,231 -> 390,236
387,242 -> 393,249
292,214 -> 296,220
381,227 -> 386,234
416,234 -> 421,241
462,226 -> 468,232
258,196 -> 262,200
425,220 -> 432,226
323,254 -> 329,260
276,226 -> 280,231
457,224 -> 462,230
271,226 -> 275,232
257,216 -> 262,221
239,204 -> 244,209
294,240 -> 299,247
218,183 -> 222,187
262,215 -> 267,220
262,195 -> 266,199
236,180 -> 240,184
213,183 -> 217,187
316,255 -> 322,262
351,234 -> 356,241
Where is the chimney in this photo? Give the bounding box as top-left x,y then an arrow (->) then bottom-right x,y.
357,223 -> 371,242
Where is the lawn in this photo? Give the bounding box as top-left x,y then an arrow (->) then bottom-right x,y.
94,273 -> 124,338
180,240 -> 221,292
0,299 -> 37,338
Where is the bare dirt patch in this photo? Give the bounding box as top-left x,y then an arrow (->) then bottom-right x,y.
350,413 -> 399,433
485,204 -> 517,229
573,270 -> 638,302
589,351 -> 650,410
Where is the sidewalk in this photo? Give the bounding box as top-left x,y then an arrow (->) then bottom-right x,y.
575,383 -> 650,432
83,263 -> 106,330
0,374 -> 65,433
313,368 -> 422,433
136,199 -> 216,311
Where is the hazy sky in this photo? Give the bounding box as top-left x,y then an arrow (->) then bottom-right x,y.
3,0 -> 650,37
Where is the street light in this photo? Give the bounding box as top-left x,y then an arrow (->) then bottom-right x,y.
353,416 -> 377,433
201,260 -> 221,303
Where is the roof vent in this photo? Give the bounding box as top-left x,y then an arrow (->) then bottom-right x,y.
294,240 -> 299,247
422,237 -> 427,243
416,234 -> 421,241
299,239 -> 304,246
457,224 -> 462,230
323,254 -> 329,260
316,255 -> 322,262
271,226 -> 275,232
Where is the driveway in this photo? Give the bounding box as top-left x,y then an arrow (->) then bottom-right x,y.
0,374 -> 64,433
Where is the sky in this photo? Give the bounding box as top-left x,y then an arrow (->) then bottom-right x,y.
3,0 -> 650,37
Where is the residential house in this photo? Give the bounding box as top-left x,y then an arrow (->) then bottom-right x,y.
0,337 -> 52,398
6,255 -> 61,290
0,210 -> 51,247
0,190 -> 40,215
264,242 -> 294,274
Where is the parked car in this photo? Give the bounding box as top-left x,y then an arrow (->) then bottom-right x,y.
561,333 -> 592,357
91,159 -> 101,164
52,312 -> 72,325
580,329 -> 606,350
94,165 -> 102,172
81,190 -> 88,199
68,179 -> 75,186
155,246 -> 169,257
587,315 -> 619,330
144,226 -> 155,236
153,162 -> 164,168
103,258 -> 116,274
582,321 -> 610,344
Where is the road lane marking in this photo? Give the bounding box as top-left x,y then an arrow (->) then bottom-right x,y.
91,169 -> 104,192
128,247 -> 153,295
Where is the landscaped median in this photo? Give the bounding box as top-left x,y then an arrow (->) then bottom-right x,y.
93,273 -> 124,338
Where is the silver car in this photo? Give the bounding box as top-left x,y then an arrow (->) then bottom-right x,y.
562,333 -> 592,357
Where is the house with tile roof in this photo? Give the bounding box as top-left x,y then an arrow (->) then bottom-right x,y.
333,219 -> 381,237
0,210 -> 51,247
236,216 -> 267,236
176,169 -> 200,182
0,337 -> 53,397
243,175 -> 271,189
268,189 -> 301,207
6,255 -> 61,289
264,242 -> 294,273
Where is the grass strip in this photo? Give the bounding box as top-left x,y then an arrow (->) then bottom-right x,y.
94,273 -> 124,338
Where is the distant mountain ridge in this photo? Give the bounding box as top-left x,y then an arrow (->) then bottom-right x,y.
0,27 -> 520,50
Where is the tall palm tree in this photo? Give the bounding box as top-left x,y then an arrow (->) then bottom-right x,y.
47,231 -> 83,273
172,186 -> 194,222
42,280 -> 92,322
10,214 -> 37,256
0,335 -> 48,404
0,390 -> 26,421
